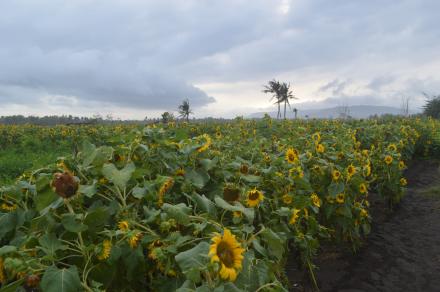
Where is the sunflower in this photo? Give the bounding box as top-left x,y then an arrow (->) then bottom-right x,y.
289,208 -> 301,225
387,144 -> 397,152
332,170 -> 341,181
336,193 -> 345,204
282,194 -> 293,204
286,148 -> 299,164
118,220 -> 129,232
398,161 -> 406,170
246,188 -> 264,207
347,164 -> 356,178
209,229 -> 244,282
312,132 -> 321,143
175,167 -> 185,176
359,183 -> 368,194
384,155 -> 393,165
239,163 -> 249,174
400,178 -> 407,186
363,164 -> 372,177
97,240 -> 112,260
158,177 -> 174,207
128,231 -> 142,248
315,143 -> 325,153
310,193 -> 321,208
0,203 -> 17,212
232,211 -> 243,218
223,184 -> 241,202
0,257 -> 5,284
360,209 -> 368,218
197,134 -> 212,153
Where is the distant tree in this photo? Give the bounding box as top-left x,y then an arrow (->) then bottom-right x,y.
178,99 -> 193,122
423,93 -> 440,119
278,82 -> 296,119
161,112 -> 175,123
293,108 -> 298,119
262,80 -> 283,119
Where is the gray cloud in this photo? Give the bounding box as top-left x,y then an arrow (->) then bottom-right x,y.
0,0 -> 440,116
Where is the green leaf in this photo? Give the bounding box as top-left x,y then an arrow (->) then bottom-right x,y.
39,233 -> 65,257
0,246 -> 17,256
185,169 -> 210,189
102,162 -> 135,189
192,193 -> 217,218
261,229 -> 284,260
0,213 -> 17,240
61,214 -> 88,233
131,186 -> 147,199
214,196 -> 254,222
80,141 -> 97,167
175,242 -> 210,282
162,203 -> 191,225
328,182 -> 345,196
241,175 -> 261,183
0,279 -> 25,292
78,182 -> 97,198
199,158 -> 218,171
84,207 -> 110,233
41,265 -> 81,292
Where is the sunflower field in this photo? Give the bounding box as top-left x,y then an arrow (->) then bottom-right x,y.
0,117 -> 439,291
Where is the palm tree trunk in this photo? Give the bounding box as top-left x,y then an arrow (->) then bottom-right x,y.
284,102 -> 287,119
277,102 -> 281,119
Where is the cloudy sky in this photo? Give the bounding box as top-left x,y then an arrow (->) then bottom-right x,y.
1,0 -> 439,118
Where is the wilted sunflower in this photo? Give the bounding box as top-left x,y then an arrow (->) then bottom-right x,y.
209,229 -> 244,282
285,148 -> 299,164
52,172 -> 79,199
239,163 -> 249,174
246,189 -> 264,207
384,155 -> 393,165
223,184 -> 241,202
289,208 -> 301,225
310,193 -> 321,208
336,193 -> 345,204
332,170 -> 341,181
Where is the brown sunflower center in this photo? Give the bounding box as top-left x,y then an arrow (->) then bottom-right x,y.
217,242 -> 235,268
248,191 -> 260,201
224,187 -> 240,202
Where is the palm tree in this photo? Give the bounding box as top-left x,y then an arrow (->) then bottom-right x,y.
262,80 -> 283,119
178,99 -> 193,122
278,82 -> 296,119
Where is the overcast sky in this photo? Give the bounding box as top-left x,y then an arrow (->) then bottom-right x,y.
1,0 -> 439,118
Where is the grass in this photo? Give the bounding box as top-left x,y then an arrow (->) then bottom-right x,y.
0,146 -> 71,185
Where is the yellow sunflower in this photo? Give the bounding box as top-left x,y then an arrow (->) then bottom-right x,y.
398,161 -> 406,170
400,178 -> 407,186
312,132 -> 321,143
363,164 -> 372,177
118,220 -> 129,232
289,208 -> 301,225
246,188 -> 264,207
209,229 -> 244,282
332,170 -> 341,181
359,183 -> 368,194
387,144 -> 397,152
360,209 -> 368,218
285,148 -> 299,163
310,193 -> 321,208
128,231 -> 142,248
97,240 -> 112,260
282,194 -> 293,204
384,155 -> 393,165
336,193 -> 345,204
347,164 -> 356,178
197,134 -> 212,153
315,143 -> 325,153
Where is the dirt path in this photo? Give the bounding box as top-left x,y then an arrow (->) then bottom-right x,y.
288,159 -> 440,291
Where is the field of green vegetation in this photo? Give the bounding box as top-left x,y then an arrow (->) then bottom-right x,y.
0,117 -> 439,291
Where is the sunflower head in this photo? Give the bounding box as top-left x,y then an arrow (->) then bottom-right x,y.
282,194 -> 293,204
209,229 -> 244,282
246,188 -> 264,207
347,164 -> 356,177
310,193 -> 321,208
239,163 -> 249,174
359,183 -> 368,194
315,143 -> 325,153
400,177 -> 407,186
286,148 -> 299,164
398,161 -> 406,170
336,193 -> 345,204
384,155 -> 393,165
363,164 -> 372,177
118,220 -> 129,232
223,184 -> 241,202
387,144 -> 397,152
289,208 -> 301,225
312,132 -> 321,143
332,170 -> 341,181
97,240 -> 112,260
52,172 -> 79,199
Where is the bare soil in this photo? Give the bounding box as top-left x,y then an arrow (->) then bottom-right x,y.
286,159 -> 440,292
